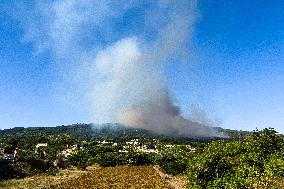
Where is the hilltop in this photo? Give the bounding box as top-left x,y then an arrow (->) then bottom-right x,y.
0,123 -> 250,142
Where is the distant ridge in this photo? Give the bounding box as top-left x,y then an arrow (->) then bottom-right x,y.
0,123 -> 250,141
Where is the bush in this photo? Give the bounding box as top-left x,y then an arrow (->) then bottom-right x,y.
77,160 -> 88,170
125,152 -> 156,166
67,151 -> 89,168
46,167 -> 58,176
0,164 -> 25,180
156,145 -> 191,175
56,155 -> 69,169
95,152 -> 119,167
94,151 -> 156,167
186,128 -> 284,188
161,160 -> 188,176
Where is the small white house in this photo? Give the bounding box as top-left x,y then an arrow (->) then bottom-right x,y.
126,139 -> 139,145
36,143 -> 48,148
35,143 -> 48,157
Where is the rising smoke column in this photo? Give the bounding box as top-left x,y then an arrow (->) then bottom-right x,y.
16,0 -> 223,137
91,1 -> 222,137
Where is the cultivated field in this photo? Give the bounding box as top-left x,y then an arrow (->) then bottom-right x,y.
49,166 -> 173,189
0,166 -> 174,189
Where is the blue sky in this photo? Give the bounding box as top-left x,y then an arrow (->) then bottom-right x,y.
0,0 -> 283,133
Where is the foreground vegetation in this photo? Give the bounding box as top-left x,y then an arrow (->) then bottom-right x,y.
187,128 -> 284,188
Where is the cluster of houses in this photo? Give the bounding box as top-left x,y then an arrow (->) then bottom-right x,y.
0,138 -> 196,165
96,138 -> 159,153
97,138 -> 196,153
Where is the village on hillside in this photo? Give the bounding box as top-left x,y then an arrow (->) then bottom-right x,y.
0,134 -> 196,177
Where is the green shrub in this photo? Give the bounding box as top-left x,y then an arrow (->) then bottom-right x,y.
156,145 -> 191,175
95,152 -> 119,167
67,151 -> 89,168
126,152 -> 156,166
46,167 -> 58,176
77,160 -> 88,170
94,151 -> 155,167
161,160 -> 188,175
186,128 -> 284,189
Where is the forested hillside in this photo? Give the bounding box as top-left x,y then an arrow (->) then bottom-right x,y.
0,123 -> 250,141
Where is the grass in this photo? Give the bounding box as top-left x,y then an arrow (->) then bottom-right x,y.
50,166 -> 173,189
0,168 -> 88,189
0,166 -> 173,189
274,179 -> 284,189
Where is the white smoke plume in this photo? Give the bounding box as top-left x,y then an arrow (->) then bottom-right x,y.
91,1 -> 222,137
16,0 -> 223,137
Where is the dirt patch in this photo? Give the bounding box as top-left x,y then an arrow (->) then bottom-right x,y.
153,166 -> 186,189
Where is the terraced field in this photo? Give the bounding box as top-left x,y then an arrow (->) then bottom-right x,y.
49,166 -> 173,189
